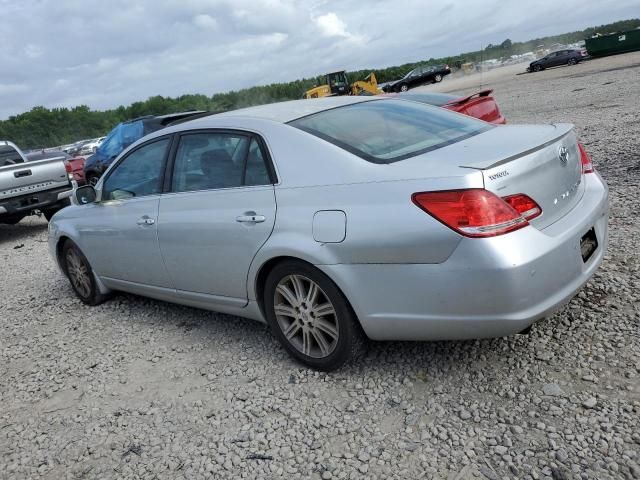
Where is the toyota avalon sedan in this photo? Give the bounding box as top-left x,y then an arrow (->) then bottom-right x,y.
48,97 -> 608,371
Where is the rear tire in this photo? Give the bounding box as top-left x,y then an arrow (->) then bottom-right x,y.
263,260 -> 366,371
567,58 -> 577,66
62,240 -> 109,306
434,74 -> 443,82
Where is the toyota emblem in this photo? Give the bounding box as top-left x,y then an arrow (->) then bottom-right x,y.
558,146 -> 569,165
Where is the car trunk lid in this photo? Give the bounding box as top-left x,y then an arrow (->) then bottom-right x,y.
456,123 -> 584,229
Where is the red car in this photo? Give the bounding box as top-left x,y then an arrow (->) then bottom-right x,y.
394,89 -> 506,124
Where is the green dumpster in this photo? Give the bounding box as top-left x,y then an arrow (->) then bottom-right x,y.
586,29 -> 640,57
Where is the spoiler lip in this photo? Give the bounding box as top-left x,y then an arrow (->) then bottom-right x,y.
444,89 -> 494,106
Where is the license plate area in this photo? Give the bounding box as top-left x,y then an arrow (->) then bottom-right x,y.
580,227 -> 598,263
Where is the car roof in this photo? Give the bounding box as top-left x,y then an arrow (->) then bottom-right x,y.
211,96 -> 382,124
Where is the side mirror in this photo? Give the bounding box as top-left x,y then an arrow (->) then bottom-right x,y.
75,185 -> 97,205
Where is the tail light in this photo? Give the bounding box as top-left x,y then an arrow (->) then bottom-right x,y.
63,160 -> 74,180
578,143 -> 594,174
412,189 -> 528,238
502,194 -> 541,220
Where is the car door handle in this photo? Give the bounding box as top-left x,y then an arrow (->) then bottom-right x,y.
136,216 -> 155,226
236,214 -> 266,224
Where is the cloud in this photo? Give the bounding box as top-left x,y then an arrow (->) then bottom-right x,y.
315,12 -> 348,37
0,0 -> 638,119
193,13 -> 218,30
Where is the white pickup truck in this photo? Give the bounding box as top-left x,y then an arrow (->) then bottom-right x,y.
0,140 -> 75,224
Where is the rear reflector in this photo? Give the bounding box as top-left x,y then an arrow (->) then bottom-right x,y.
578,143 -> 594,173
412,189 -> 528,238
502,194 -> 542,221
63,160 -> 73,173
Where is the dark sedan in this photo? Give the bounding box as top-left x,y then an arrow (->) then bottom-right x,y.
528,49 -> 588,72
381,64 -> 451,93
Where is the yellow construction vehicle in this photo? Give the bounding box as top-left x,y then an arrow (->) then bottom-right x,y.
303,71 -> 382,99
350,72 -> 382,96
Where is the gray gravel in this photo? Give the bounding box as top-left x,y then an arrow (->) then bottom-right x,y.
2,52 -> 639,480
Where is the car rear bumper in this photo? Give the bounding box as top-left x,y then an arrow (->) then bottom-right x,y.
0,186 -> 73,216
320,172 -> 609,341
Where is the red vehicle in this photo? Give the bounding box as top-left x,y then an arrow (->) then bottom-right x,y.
395,89 -> 506,124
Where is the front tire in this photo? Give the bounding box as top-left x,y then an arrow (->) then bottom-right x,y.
62,241 -> 108,306
264,260 -> 365,371
398,83 -> 409,92
533,65 -> 542,72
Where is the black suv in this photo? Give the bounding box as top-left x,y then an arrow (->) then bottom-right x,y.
528,49 -> 588,72
83,111 -> 206,186
381,64 -> 451,93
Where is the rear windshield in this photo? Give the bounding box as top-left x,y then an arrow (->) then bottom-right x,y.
289,99 -> 492,163
0,144 -> 24,166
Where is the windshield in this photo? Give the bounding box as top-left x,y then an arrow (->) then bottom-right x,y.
96,120 -> 144,159
289,99 -> 492,164
403,69 -> 417,79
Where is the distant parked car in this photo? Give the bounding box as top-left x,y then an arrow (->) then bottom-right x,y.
26,150 -> 87,185
83,112 -> 206,186
1,141 -> 74,224
381,64 -> 451,93
80,137 -> 106,155
396,90 -> 506,124
528,49 -> 588,72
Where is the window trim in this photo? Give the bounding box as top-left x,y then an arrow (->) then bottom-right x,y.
100,134 -> 175,202
163,128 -> 278,194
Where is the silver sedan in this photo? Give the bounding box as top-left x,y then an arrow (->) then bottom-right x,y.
48,97 -> 609,370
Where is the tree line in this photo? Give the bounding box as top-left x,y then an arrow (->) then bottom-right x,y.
1,18 -> 638,150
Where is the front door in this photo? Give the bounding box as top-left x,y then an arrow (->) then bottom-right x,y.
81,137 -> 173,287
157,131 -> 277,302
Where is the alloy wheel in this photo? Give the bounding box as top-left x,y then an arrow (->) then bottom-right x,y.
66,248 -> 92,299
273,274 -> 339,359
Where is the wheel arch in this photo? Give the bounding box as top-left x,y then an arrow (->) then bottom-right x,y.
251,255 -> 366,337
56,235 -> 73,276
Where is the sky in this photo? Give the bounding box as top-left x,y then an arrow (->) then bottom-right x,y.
1,0 -> 639,119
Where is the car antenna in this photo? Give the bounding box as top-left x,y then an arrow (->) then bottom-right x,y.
479,44 -> 484,90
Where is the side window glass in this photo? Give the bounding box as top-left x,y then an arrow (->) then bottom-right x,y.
172,133 -> 248,193
244,138 -> 272,186
102,138 -> 169,201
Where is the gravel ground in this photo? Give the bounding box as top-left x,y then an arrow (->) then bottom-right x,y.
1,53 -> 639,480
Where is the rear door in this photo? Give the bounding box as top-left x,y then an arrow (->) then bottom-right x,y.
157,130 -> 276,303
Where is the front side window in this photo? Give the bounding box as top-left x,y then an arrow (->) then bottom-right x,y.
102,138 -> 169,200
289,99 -> 492,164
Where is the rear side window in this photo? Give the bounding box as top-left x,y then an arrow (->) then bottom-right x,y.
289,99 -> 492,164
0,145 -> 24,166
170,133 -> 273,193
